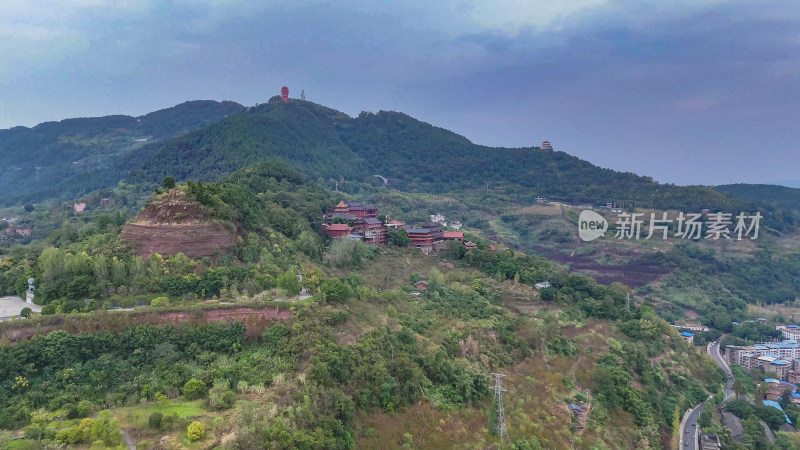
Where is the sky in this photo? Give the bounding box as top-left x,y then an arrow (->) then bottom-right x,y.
1,0 -> 798,186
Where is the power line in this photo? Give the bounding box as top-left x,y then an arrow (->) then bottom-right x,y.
490,372 -> 508,440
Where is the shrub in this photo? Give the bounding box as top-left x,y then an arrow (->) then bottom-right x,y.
208,380 -> 235,410
148,412 -> 163,429
150,297 -> 169,307
160,414 -> 179,431
187,421 -> 205,441
76,400 -> 93,418
154,392 -> 168,406
183,378 -> 207,399
320,279 -> 351,302
20,307 -> 32,318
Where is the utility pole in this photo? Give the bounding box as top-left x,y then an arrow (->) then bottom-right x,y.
490,373 -> 508,440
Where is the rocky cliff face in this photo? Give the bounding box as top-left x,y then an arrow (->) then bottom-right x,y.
121,189 -> 237,258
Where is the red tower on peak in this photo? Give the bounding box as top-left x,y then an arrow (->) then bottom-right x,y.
281,86 -> 289,103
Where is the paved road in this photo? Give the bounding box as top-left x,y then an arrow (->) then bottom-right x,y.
0,295 -> 41,317
709,341 -> 735,399
679,341 -> 735,449
681,405 -> 702,450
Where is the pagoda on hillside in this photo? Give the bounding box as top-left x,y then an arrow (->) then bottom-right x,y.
541,141 -> 553,151
334,201 -> 349,213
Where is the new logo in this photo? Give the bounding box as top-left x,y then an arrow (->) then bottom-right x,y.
578,210 -> 608,242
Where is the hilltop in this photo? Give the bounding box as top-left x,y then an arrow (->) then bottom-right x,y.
125,98 -> 762,215
0,100 -> 244,205
120,188 -> 237,259
5,97 -> 795,236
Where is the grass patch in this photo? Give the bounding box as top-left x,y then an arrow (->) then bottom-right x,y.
6,440 -> 40,450
114,399 -> 208,430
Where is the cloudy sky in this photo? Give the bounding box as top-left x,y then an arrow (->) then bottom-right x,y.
1,0 -> 798,186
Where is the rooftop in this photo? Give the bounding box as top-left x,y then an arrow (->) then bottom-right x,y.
680,332 -> 694,337
406,228 -> 432,234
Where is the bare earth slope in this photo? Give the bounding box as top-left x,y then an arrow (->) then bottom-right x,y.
121,188 -> 236,258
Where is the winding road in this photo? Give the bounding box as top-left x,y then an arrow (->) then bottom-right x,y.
678,341 -> 734,449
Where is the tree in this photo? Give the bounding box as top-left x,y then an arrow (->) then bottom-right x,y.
208,380 -> 235,410
24,409 -> 48,441
742,415 -> 767,448
698,404 -> 712,428
90,411 -> 122,447
188,421 -> 205,441
162,176 -> 176,189
76,400 -> 93,418
20,307 -> 32,318
540,286 -> 557,301
184,378 -> 207,399
443,240 -> 466,260
320,279 -> 351,302
276,270 -> 302,296
387,228 -> 410,247
154,392 -> 169,406
725,400 -> 754,419
732,379 -> 745,400
756,405 -> 787,430
297,230 -> 323,258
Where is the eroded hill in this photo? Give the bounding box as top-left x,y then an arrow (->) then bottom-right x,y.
121,188 -> 237,258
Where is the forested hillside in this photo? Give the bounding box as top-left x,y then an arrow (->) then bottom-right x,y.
4,97 -> 795,232
0,100 -> 244,205
716,183 -> 800,213
0,158 -> 725,447
127,98 -> 783,221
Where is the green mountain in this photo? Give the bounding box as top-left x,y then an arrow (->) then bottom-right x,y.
715,183 -> 800,213
0,100 -> 244,205
126,98 -> 794,230
4,97 -> 796,231
0,159 -> 724,449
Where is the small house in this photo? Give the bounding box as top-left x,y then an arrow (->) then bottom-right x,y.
415,281 -> 428,291
680,331 -> 694,343
535,282 -> 551,289
568,403 -> 583,415
74,203 -> 87,212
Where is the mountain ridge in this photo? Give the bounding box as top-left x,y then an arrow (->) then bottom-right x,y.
0,100 -> 245,205
2,97 -> 796,231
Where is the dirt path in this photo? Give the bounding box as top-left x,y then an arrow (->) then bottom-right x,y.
121,429 -> 136,449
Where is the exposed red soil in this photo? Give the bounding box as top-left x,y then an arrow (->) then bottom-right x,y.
120,189 -> 237,258
121,222 -> 236,258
